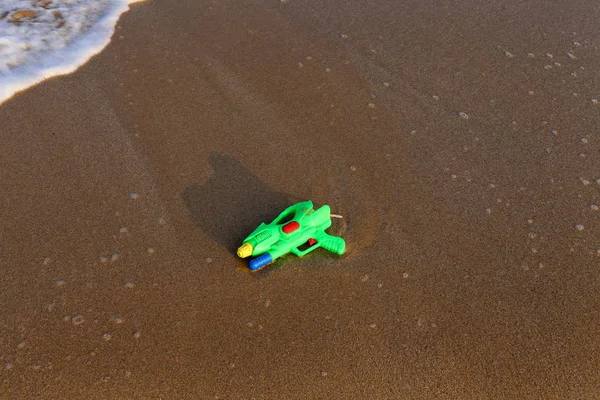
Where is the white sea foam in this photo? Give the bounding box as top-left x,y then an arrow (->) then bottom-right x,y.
0,0 -> 144,106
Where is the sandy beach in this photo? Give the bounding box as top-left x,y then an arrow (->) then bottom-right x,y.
1,0 -> 600,398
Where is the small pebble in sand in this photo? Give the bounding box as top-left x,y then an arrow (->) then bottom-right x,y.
527,53 -> 535,58
369,323 -> 377,328
545,53 -> 553,58
383,82 -> 390,87
580,138 -> 589,144
124,281 -> 135,288
147,248 -> 155,254
527,232 -> 537,239
205,257 -> 213,263
297,62 -> 303,68
504,51 -> 514,58
111,316 -> 124,324
129,192 -> 139,199
575,224 -> 585,231
119,227 -> 128,233
99,255 -> 109,263
360,274 -> 369,282
432,95 -> 440,100
158,217 -> 167,225
566,51 -> 577,60
458,111 -> 469,119
528,90 -> 534,95
110,253 -> 119,262
368,103 -> 376,108
55,279 -> 65,287
71,314 -> 85,326
4,362 -> 14,370
590,205 -> 599,211
133,330 -> 142,339
101,333 -> 112,342
340,33 -> 348,39
43,257 -> 51,265
324,67 -> 331,73
577,176 -> 591,186
402,272 -> 409,278
350,166 -> 356,171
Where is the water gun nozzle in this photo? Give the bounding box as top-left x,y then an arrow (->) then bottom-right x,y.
237,243 -> 253,258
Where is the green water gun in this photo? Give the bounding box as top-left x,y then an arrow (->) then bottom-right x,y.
237,200 -> 346,270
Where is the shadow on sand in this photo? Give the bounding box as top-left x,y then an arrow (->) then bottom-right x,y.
183,153 -> 299,257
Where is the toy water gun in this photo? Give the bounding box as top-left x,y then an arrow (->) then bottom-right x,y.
237,200 -> 346,270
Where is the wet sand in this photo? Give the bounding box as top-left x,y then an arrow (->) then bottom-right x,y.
1,0 -> 600,398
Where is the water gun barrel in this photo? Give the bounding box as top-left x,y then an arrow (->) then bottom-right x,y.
249,253 -> 273,271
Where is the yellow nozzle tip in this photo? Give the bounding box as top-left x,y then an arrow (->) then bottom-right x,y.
237,243 -> 253,258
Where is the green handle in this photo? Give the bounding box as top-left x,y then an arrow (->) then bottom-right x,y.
318,233 -> 346,255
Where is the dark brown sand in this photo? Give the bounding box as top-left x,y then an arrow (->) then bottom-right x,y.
2,0 -> 600,398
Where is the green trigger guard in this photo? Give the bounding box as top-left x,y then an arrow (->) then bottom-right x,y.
291,241 -> 320,257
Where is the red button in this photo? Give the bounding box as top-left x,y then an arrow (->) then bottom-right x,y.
282,221 -> 300,234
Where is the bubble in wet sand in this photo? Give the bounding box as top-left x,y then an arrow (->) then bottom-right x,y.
71,314 -> 85,326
